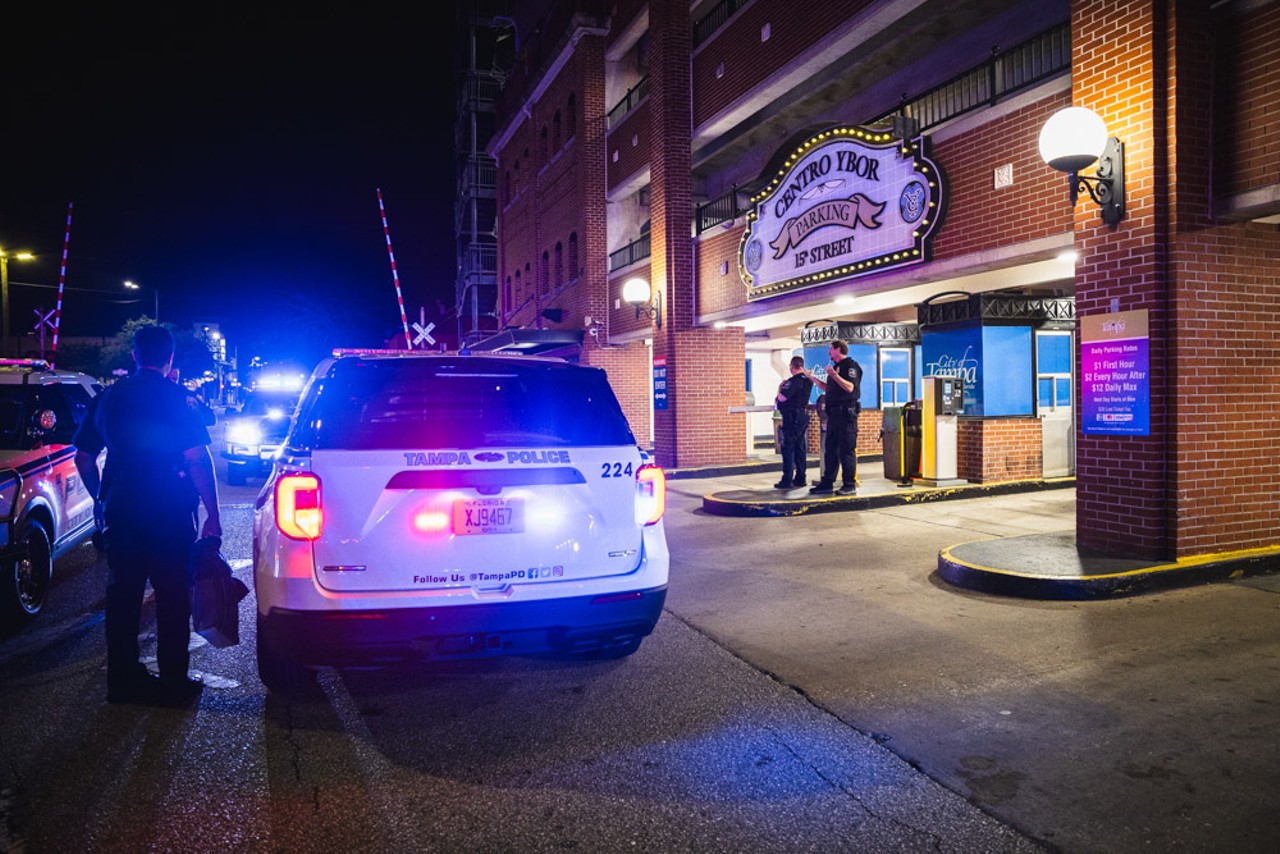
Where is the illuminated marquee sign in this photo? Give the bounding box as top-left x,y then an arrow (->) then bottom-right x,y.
739,127 -> 944,301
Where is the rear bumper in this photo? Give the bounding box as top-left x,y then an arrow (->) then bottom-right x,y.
259,585 -> 667,666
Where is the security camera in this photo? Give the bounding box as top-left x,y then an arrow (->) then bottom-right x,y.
588,327 -> 599,338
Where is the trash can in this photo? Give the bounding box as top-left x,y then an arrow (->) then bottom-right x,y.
882,402 -> 922,484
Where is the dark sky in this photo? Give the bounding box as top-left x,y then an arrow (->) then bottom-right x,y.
3,5 -> 458,365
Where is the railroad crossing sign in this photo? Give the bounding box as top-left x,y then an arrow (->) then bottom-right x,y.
411,307 -> 436,348
32,308 -> 55,359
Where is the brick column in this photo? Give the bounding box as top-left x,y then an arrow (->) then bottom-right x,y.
645,0 -> 749,468
1074,0 -> 1280,559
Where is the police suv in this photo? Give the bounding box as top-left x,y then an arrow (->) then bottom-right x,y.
252,351 -> 669,693
0,360 -> 101,625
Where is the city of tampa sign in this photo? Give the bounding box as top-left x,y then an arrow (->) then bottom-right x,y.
739,126 -> 945,300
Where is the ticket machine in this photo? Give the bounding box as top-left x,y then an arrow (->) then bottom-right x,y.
920,376 -> 964,485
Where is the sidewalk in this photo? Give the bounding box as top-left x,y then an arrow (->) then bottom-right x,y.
673,454 -> 1280,600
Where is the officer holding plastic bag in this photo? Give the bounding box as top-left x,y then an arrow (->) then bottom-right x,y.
74,325 -> 222,706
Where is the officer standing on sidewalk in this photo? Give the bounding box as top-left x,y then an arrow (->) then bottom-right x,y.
807,339 -> 863,495
774,355 -> 814,489
74,325 -> 222,706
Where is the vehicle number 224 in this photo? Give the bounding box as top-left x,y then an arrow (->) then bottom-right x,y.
600,462 -> 635,478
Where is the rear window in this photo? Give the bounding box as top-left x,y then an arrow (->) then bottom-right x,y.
291,358 -> 636,450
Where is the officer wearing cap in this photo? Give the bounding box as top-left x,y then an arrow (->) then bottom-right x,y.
74,325 -> 222,705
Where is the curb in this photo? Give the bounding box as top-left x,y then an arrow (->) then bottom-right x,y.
701,477 -> 1074,517
938,542 -> 1280,600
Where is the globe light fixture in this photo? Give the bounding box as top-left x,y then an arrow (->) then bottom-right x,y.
1039,106 -> 1125,225
622,277 -> 662,328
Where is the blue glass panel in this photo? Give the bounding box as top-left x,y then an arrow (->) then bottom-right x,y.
1038,378 -> 1052,408
982,326 -> 1033,416
1056,378 -> 1072,407
881,349 -> 910,380
1037,333 -> 1071,374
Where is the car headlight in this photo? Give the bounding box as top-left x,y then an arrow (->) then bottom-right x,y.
227,421 -> 264,446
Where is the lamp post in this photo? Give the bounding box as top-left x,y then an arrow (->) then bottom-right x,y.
123,280 -> 159,320
1,248 -> 36,358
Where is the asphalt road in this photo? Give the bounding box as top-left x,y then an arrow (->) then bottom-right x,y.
1,449 -> 1276,852
0,456 -> 1037,852
662,471 -> 1280,853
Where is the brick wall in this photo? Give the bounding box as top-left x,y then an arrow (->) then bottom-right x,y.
1072,0 -> 1170,559
665,327 -> 748,467
691,0 -> 873,129
958,417 -> 1043,484
695,226 -> 748,316
583,341 -> 653,448
1212,1 -> 1280,197
606,100 -> 651,192
930,93 -> 1075,262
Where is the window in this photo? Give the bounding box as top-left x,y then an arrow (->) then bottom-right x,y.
513,270 -> 521,305
503,276 -> 512,315
880,348 -> 912,406
568,232 -> 579,280
554,242 -> 563,289
294,359 -> 636,450
567,93 -> 576,138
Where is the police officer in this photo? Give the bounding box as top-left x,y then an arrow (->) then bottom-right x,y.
74,325 -> 222,706
774,355 -> 814,489
807,339 -> 863,495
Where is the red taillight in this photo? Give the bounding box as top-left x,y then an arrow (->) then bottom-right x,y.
635,465 -> 666,526
276,474 -> 323,540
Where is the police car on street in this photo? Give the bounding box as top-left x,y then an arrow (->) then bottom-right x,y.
252,351 -> 669,692
0,360 -> 101,625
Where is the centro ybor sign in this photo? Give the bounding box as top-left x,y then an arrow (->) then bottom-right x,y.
740,127 -> 945,300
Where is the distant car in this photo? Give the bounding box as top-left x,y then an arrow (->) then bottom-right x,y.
251,351 -> 669,693
0,360 -> 101,625
221,389 -> 301,485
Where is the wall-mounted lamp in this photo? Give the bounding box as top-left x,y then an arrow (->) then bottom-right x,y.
1038,106 -> 1125,225
622,277 -> 662,328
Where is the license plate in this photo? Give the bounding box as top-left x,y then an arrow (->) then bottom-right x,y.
453,498 -> 524,535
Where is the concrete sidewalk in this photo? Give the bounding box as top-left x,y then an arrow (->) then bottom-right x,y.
673,454 -> 1280,600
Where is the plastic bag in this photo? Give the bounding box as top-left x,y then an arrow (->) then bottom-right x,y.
189,536 -> 249,648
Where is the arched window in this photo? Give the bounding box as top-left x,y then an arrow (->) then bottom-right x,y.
540,250 -> 550,294
552,111 -> 562,150
554,242 -> 563,288
568,232 -> 579,280
567,93 -> 576,139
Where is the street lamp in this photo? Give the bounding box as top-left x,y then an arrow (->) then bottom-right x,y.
123,280 -> 159,320
1,248 -> 36,358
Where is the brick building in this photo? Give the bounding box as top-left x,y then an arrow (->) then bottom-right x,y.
480,0 -> 1280,561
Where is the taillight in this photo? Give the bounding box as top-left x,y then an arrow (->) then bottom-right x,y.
635,465 -> 666,526
276,473 -> 323,540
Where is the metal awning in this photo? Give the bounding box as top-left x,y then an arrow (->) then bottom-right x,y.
465,328 -> 584,359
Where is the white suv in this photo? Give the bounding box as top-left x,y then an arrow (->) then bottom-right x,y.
0,360 -> 101,625
251,351 -> 668,692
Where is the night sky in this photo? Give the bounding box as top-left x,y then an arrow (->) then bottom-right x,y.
3,5 -> 458,366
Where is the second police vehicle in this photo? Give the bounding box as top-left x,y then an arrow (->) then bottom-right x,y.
252,351 -> 669,692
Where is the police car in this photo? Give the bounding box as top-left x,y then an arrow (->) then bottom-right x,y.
251,351 -> 669,692
222,387 -> 302,485
0,360 -> 101,625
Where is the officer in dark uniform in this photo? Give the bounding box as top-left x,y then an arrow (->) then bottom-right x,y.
74,325 -> 222,706
774,355 -> 814,489
807,339 -> 863,495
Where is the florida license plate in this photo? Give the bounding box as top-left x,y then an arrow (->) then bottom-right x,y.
453,498 -> 525,535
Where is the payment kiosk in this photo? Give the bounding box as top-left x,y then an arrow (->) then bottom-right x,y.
920,376 -> 965,486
